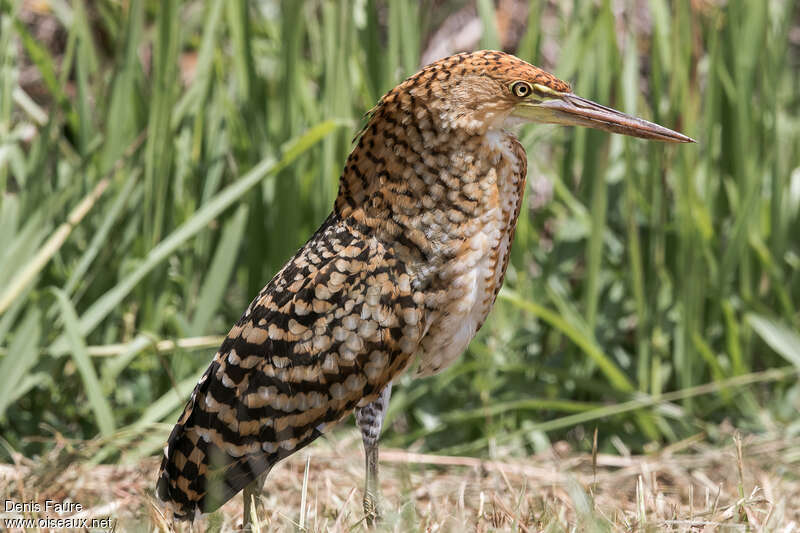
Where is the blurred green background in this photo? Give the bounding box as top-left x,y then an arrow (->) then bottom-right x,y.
0,0 -> 798,465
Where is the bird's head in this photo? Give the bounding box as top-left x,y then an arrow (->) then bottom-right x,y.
398,50 -> 693,142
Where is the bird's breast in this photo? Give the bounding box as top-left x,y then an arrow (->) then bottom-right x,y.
414,130 -> 526,376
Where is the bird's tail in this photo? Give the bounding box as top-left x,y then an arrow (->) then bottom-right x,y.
155,364 -> 272,521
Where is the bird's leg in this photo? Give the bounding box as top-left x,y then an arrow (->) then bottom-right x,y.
242,470 -> 268,530
354,383 -> 393,525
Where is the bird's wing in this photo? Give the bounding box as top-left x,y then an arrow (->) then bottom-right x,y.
156,214 -> 424,520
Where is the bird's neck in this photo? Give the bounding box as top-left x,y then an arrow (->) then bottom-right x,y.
334,99 -> 526,274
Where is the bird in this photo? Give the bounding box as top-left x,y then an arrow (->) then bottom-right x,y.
155,50 -> 693,526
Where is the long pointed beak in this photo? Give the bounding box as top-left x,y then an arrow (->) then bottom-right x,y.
512,93 -> 695,143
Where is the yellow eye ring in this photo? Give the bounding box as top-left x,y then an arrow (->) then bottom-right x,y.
510,81 -> 533,98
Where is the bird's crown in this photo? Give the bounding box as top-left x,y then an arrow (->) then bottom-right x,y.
377,50 -> 572,133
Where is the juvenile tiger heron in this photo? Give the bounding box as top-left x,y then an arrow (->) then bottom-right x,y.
156,50 -> 693,526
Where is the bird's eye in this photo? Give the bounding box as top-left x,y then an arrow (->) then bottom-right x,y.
511,81 -> 532,98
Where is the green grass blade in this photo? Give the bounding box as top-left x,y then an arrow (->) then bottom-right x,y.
101,0 -> 144,172
64,170 -> 139,296
52,288 -> 115,436
143,0 -> 181,247
0,308 -> 41,419
189,204 -> 248,335
747,314 -> 800,368
476,0 -> 500,51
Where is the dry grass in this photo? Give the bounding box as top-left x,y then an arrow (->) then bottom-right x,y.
1,428 -> 798,532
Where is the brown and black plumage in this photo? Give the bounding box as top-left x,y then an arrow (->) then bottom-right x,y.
156,50 -> 692,523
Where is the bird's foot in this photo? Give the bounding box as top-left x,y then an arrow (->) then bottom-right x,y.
242,472 -> 268,530
363,492 -> 381,527
241,494 -> 264,531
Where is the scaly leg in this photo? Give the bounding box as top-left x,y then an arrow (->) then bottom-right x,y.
354,383 -> 393,525
242,469 -> 268,530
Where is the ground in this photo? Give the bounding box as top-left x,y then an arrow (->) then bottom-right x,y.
1,428 -> 798,532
